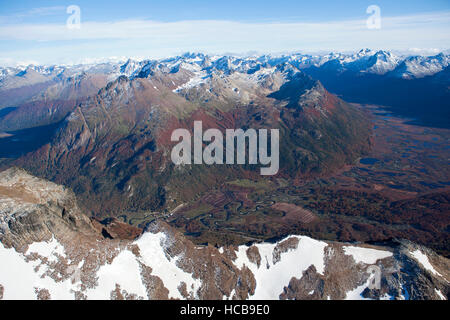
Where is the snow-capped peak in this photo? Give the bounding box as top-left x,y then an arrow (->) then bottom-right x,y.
391,53 -> 449,79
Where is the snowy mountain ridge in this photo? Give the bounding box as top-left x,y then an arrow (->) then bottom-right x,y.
1,49 -> 448,88
0,168 -> 448,300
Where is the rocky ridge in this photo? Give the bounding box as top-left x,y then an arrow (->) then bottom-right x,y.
0,168 -> 448,300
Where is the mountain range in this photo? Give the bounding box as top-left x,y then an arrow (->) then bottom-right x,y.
1,49 -> 448,133
0,50 -> 449,300
1,51 -> 371,219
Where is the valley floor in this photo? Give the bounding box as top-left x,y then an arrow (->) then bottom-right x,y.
160,104 -> 450,256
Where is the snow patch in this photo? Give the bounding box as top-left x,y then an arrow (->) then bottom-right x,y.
435,289 -> 446,300
344,278 -> 372,300
0,242 -> 75,300
85,249 -> 147,299
233,235 -> 327,300
134,232 -> 202,299
26,236 -> 66,263
343,246 -> 392,264
410,250 -> 442,277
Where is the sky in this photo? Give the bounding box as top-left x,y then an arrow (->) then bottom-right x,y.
0,0 -> 449,66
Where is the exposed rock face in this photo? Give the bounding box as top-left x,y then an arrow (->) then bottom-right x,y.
91,218 -> 142,240
0,167 -> 99,249
0,168 -> 448,300
246,246 -> 261,268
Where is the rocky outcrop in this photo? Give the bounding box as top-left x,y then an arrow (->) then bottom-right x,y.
0,167 -> 99,250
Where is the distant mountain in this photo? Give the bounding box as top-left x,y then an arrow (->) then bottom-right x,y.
1,50 -> 448,96
299,51 -> 450,128
1,50 -> 448,131
0,168 -> 448,300
249,49 -> 448,79
0,63 -> 122,131
389,53 -> 449,79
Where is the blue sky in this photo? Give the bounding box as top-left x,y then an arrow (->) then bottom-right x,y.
2,0 -> 449,23
0,0 -> 449,65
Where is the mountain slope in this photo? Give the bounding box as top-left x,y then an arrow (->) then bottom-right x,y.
1,50 -> 448,133
13,56 -> 371,217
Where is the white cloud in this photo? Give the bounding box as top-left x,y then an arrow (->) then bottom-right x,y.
0,11 -> 448,65
24,6 -> 66,16
406,48 -> 442,55
0,57 -> 40,67
0,12 -> 448,42
0,6 -> 65,24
